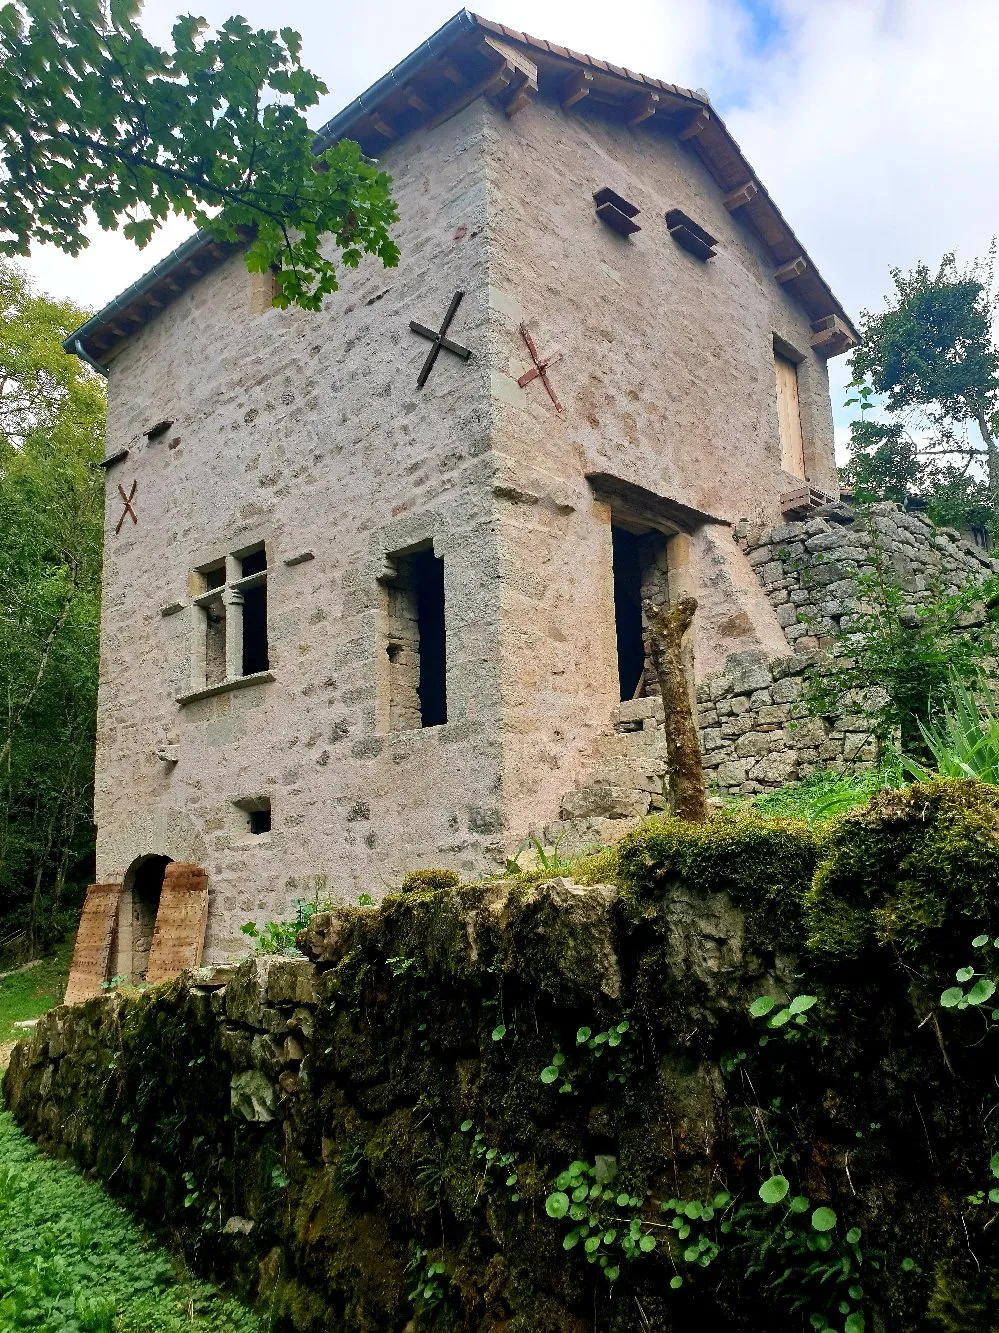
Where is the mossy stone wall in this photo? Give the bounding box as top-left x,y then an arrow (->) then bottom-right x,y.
6,781 -> 999,1331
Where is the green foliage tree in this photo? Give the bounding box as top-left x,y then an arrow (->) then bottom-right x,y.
843,248 -> 999,533
0,260 -> 104,955
0,0 -> 400,310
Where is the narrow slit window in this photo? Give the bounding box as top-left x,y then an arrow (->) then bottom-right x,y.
612,526 -> 645,701
239,547 -> 269,677
200,562 -> 227,687
775,349 -> 805,478
384,545 -> 447,730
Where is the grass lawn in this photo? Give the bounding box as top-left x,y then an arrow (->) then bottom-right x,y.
0,937 -> 75,1049
0,1109 -> 262,1332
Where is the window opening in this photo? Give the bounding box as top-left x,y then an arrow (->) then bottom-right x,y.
611,524 -> 670,701
239,547 -> 269,677
192,545 -> 268,689
236,796 -> 272,836
774,348 -> 805,478
384,545 -> 447,730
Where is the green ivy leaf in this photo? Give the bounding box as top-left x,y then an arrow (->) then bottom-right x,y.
749,995 -> 776,1018
491,1025 -> 506,1041
941,987 -> 965,1008
956,966 -> 976,983
811,1206 -> 838,1232
545,1192 -> 570,1219
788,994 -> 817,1014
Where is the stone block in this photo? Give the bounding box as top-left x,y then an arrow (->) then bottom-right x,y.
770,676 -> 802,704
804,530 -> 845,553
230,1069 -> 277,1122
748,750 -> 798,784
616,697 -> 657,724
266,958 -> 319,1007
561,784 -> 649,821
226,957 -> 282,1027
723,652 -> 773,694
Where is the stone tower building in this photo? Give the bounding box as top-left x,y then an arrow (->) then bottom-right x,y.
65,11 -> 862,978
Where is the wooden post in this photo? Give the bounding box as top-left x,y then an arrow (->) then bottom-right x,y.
644,596 -> 708,823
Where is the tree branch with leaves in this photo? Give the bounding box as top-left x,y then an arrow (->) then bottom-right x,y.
0,0 -> 400,310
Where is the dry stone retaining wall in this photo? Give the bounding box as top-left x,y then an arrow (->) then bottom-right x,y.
8,784 -> 999,1331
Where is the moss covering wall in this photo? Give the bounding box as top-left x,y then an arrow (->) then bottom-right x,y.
5,781 -> 999,1332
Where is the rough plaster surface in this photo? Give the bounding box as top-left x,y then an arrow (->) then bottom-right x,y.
93,91 -> 844,961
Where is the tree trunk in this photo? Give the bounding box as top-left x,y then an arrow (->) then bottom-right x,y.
977,413 -> 999,513
644,596 -> 708,823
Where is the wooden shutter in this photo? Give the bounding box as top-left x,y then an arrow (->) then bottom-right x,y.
775,352 -> 805,479
64,883 -> 121,1005
146,863 -> 209,984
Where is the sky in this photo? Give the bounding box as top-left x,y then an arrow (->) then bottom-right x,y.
19,0 -> 999,435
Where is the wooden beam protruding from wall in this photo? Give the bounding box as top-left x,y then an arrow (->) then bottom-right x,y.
628,92 -> 660,127
774,256 -> 807,283
677,106 -> 710,140
405,89 -> 431,114
369,112 -> 396,141
561,68 -> 593,110
810,315 -> 857,359
481,35 -> 538,116
723,180 -> 758,210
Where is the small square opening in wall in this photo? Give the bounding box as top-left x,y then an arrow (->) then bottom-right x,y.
235,796 -> 272,836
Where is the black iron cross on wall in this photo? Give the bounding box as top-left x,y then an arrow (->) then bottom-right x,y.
410,290 -> 472,389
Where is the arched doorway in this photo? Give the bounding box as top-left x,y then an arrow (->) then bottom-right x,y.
118,855 -> 172,980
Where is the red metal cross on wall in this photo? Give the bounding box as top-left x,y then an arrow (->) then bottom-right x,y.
115,479 -> 137,534
517,323 -> 563,413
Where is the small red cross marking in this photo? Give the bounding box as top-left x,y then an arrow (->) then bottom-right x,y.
517,323 -> 563,412
116,479 -> 138,534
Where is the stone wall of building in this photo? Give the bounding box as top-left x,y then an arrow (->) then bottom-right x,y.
92,83 -> 846,958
